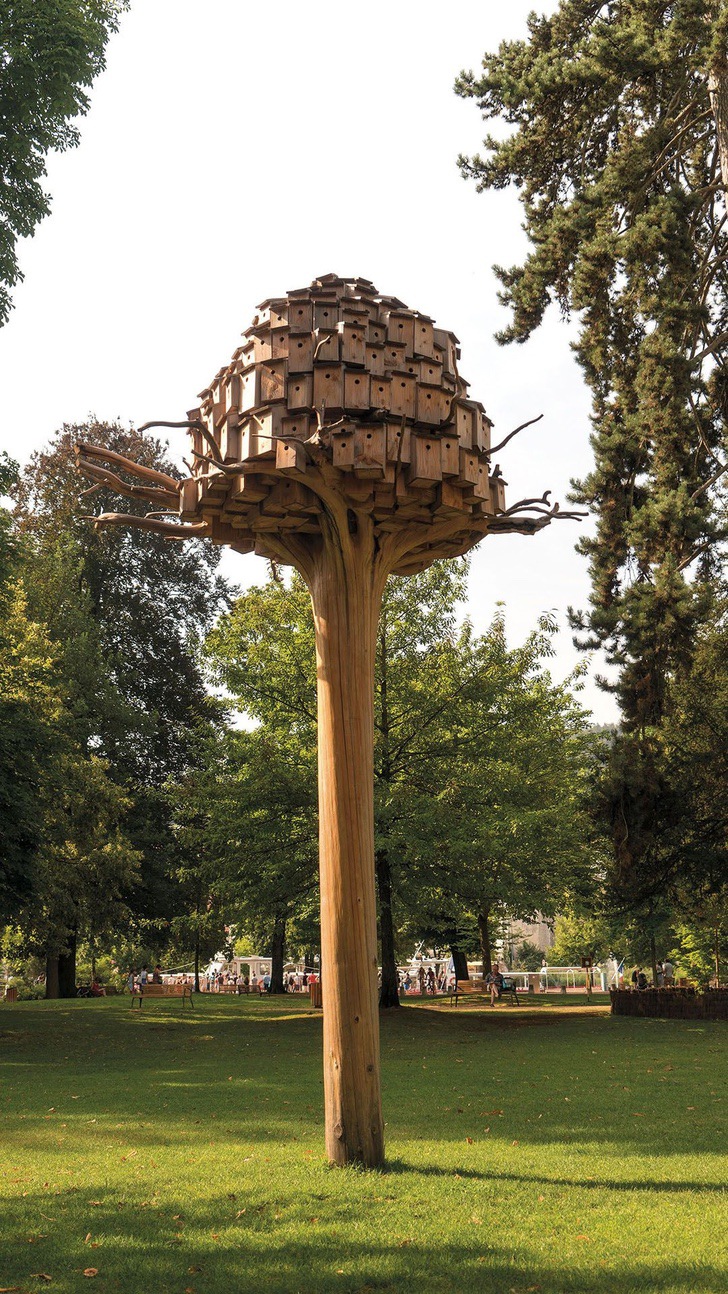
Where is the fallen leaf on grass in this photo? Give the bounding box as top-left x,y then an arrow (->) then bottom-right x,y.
188,1266 -> 202,1274
235,1210 -> 246,1218
82,1268 -> 98,1277
0,1286 -> 21,1291
84,1234 -> 91,1244
466,1137 -> 474,1145
576,1234 -> 590,1241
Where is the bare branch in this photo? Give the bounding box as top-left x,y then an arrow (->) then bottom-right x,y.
82,512 -> 209,540
488,413 -> 544,456
690,327 -> 728,366
74,441 -> 180,492
76,458 -> 179,507
138,417 -> 224,465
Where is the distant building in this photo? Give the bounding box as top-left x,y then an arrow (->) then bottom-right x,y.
504,916 -> 554,957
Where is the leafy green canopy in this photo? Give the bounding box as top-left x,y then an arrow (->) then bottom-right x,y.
7,423 -> 230,962
457,0 -> 728,727
0,1 -> 128,323
202,567 -> 594,965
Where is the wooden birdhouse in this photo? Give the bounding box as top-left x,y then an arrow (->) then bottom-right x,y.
412,317 -> 436,358
387,311 -> 415,351
340,323 -> 367,367
389,373 -> 416,419
344,370 -> 371,412
489,475 -> 507,512
408,434 -> 443,487
288,334 -> 314,372
287,372 -> 314,411
386,421 -> 411,463
315,302 -> 339,331
313,365 -> 345,411
288,299 -> 314,332
365,343 -> 385,375
415,384 -> 443,426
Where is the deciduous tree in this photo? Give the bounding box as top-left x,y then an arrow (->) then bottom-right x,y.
0,1 -> 128,323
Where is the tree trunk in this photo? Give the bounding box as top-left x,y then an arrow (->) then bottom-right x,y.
478,908 -> 492,976
451,944 -> 469,982
376,848 -> 400,1008
375,610 -> 400,1010
709,43 -> 728,193
45,954 -> 59,1000
715,925 -> 721,986
308,542 -> 384,1167
270,916 -> 286,993
58,929 -> 77,998
194,935 -> 200,993
649,932 -> 659,989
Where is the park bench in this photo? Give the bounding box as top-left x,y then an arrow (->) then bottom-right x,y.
130,983 -> 193,1009
449,978 -> 520,1007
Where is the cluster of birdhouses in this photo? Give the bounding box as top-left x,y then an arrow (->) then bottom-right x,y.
178,274 -> 506,572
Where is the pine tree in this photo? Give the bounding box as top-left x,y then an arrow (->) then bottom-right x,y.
457,0 -> 728,920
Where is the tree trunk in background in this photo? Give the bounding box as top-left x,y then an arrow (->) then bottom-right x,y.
58,930 -> 77,997
194,936 -> 200,993
478,909 -> 492,976
451,944 -> 469,982
270,917 -> 286,993
715,926 -> 721,986
376,849 -> 400,1008
709,30 -> 728,192
649,932 -> 659,989
375,609 -> 400,1011
45,954 -> 59,999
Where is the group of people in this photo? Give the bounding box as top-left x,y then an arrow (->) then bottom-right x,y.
202,968 -> 321,994
631,959 -> 675,990
399,966 -> 441,995
126,964 -> 166,994
396,963 -> 507,1000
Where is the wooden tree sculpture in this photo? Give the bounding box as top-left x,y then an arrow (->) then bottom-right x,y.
76,273 -> 582,1168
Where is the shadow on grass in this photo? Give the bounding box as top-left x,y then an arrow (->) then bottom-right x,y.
383,1157 -> 728,1194
0,1187 -> 724,1294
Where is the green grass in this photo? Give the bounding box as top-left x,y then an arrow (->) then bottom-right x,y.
1,995 -> 726,1294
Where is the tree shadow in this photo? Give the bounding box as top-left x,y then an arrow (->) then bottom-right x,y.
0,1186 -> 724,1294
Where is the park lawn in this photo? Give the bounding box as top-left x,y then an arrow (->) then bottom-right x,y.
0,996 -> 726,1294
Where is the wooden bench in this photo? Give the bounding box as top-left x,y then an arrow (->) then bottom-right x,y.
449,978 -> 520,1007
130,983 -> 193,1009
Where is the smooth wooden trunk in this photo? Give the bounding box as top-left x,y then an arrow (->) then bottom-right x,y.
308,547 -> 385,1167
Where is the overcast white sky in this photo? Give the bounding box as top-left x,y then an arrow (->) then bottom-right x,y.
0,0 -> 619,722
